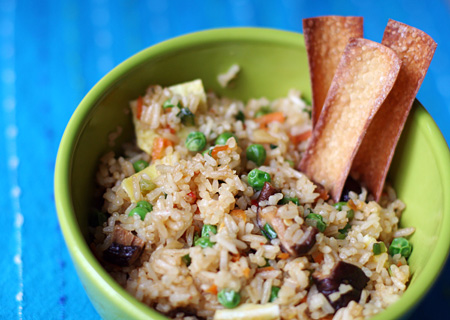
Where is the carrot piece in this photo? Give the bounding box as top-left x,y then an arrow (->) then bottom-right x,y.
277,252 -> 290,260
231,253 -> 241,262
211,145 -> 228,158
312,252 -> 324,264
152,137 -> 174,160
396,261 -> 403,267
185,191 -> 197,204
206,284 -> 218,295
243,267 -> 250,278
255,112 -> 285,127
257,266 -> 275,273
290,130 -> 312,145
347,199 -> 358,211
230,209 -> 247,223
136,96 -> 143,120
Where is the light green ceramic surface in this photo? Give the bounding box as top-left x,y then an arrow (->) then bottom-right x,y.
55,28 -> 450,320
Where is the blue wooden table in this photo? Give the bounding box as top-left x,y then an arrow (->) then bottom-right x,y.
1,0 -> 449,318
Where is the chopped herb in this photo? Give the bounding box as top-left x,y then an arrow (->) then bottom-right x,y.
305,213 -> 327,232
182,254 -> 191,266
254,106 -> 272,118
262,223 -> 277,240
373,242 -> 386,255
269,144 -> 278,149
177,107 -> 195,126
235,110 -> 245,122
269,286 -> 281,302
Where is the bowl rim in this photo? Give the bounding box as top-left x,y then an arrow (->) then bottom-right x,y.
54,27 -> 450,319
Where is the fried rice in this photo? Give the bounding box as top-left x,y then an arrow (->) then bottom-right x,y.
91,81 -> 413,320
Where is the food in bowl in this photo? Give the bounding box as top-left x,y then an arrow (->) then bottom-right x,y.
83,15 -> 440,320
91,78 -> 414,320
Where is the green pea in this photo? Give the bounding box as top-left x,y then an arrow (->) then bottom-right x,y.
139,178 -> 157,194
305,213 -> 327,232
182,254 -> 191,266
262,223 -> 277,240
177,107 -> 195,126
373,242 -> 387,255
185,131 -> 206,152
235,110 -> 245,122
128,206 -> 149,220
246,144 -> 266,166
133,159 -> 149,173
254,106 -> 272,118
279,196 -> 300,206
195,237 -> 215,248
217,289 -> 241,309
136,200 -> 153,213
247,169 -> 271,190
201,224 -> 218,238
215,132 -> 238,145
269,286 -> 280,302
163,98 -> 181,109
389,237 -> 412,258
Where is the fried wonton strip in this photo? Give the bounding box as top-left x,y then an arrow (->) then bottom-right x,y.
298,38 -> 401,202
303,16 -> 363,126
350,20 -> 437,201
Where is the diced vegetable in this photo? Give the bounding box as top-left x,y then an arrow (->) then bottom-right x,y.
215,132 -> 238,145
217,289 -> 241,309
152,137 -> 174,160
139,178 -> 156,194
168,79 -> 207,112
136,200 -> 153,213
195,237 -> 215,248
262,223 -> 277,240
305,213 -> 327,232
389,237 -> 412,258
211,145 -> 229,158
162,98 -> 181,109
128,206 -> 150,221
213,303 -> 280,320
235,110 -> 245,122
336,223 -> 351,239
254,106 -> 272,118
182,254 -> 191,266
372,242 -> 386,255
133,159 -> 149,173
246,144 -> 266,166
290,130 -> 312,145
201,224 -> 218,237
185,131 -> 206,152
279,196 -> 299,206
269,286 -> 280,302
177,107 -> 196,126
254,112 -> 285,127
136,96 -> 143,119
247,169 -> 271,190
229,209 -> 247,222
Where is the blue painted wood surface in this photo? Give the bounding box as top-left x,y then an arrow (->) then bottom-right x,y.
1,0 -> 449,318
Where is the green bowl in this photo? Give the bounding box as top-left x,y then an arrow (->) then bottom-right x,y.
55,28 -> 450,320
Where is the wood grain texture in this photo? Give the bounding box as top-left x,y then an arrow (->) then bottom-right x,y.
303,16 -> 363,126
299,38 -> 401,202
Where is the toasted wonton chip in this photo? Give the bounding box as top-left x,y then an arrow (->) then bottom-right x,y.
350,20 -> 437,201
303,16 -> 363,126
299,38 -> 401,202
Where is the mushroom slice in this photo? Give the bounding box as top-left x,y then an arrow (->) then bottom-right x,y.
312,261 -> 369,310
256,186 -> 318,257
103,225 -> 145,267
298,38 -> 401,202
350,20 -> 437,201
302,16 -> 363,126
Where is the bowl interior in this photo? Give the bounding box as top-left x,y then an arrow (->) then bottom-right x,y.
55,28 -> 450,320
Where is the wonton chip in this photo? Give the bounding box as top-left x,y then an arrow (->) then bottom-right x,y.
303,16 -> 363,126
350,20 -> 437,201
299,38 -> 401,202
